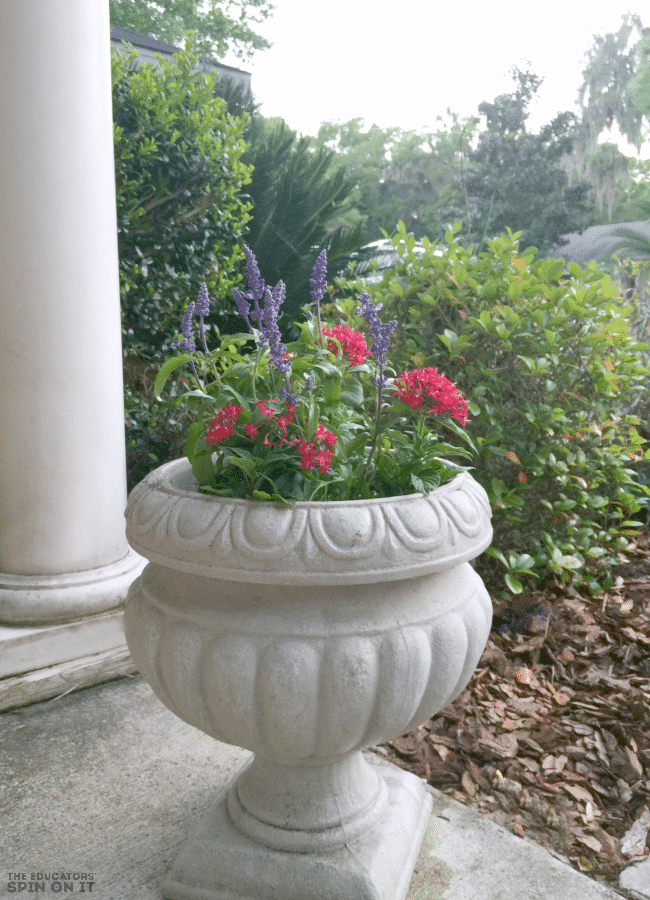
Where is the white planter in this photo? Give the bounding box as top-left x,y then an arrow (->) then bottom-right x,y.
124,458 -> 493,900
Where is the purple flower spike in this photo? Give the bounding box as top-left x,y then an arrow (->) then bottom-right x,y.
260,284 -> 290,373
243,244 -> 266,301
170,301 -> 196,353
309,249 -> 328,303
357,293 -> 397,388
196,282 -> 210,318
233,289 -> 251,327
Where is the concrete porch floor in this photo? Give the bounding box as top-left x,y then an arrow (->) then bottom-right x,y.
0,675 -> 642,900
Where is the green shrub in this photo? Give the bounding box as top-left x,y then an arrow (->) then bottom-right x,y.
330,221 -> 650,597
112,41 -> 252,351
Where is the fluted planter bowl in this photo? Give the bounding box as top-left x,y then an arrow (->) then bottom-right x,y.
124,458 -> 493,900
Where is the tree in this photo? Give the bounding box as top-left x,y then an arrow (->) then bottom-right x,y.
313,115 -> 477,243
627,31 -> 650,123
464,69 -> 591,254
570,15 -> 649,223
211,83 -> 366,322
109,0 -> 274,60
577,14 -> 647,154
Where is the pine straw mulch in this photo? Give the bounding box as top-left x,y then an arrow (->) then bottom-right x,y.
379,529 -> 650,890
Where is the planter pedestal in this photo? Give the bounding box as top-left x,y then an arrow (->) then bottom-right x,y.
125,459 -> 493,900
163,758 -> 430,900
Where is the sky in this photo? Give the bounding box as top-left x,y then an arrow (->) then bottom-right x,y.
225,1 -> 646,150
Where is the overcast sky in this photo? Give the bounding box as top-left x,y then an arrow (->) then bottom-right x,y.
231,1 -> 645,149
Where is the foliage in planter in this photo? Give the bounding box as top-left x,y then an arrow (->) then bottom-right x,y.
112,41 -> 252,351
328,221 -> 650,597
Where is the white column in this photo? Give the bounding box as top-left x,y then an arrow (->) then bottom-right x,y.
0,0 -> 143,625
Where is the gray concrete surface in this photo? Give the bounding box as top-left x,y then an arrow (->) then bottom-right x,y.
620,856 -> 650,900
0,675 -> 629,900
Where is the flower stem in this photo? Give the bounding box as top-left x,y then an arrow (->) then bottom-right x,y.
199,318 -> 222,385
315,299 -> 325,349
190,358 -> 203,392
355,382 -> 384,483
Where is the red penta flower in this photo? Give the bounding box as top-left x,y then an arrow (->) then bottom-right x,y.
295,439 -> 317,472
315,423 -> 337,449
245,423 -> 259,441
323,325 -> 372,367
206,404 -> 242,445
394,368 -> 468,427
255,400 -> 277,420
314,447 -> 334,474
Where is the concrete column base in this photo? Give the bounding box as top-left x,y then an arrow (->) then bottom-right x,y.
0,549 -> 145,625
162,758 -> 432,900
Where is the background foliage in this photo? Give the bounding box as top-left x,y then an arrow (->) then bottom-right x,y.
211,80 -> 366,322
329,222 -> 650,597
112,43 -> 252,352
109,0 -> 274,59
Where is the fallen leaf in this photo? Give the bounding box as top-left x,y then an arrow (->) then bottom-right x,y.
461,770 -> 478,798
516,666 -> 534,685
562,784 -> 597,804
577,833 -> 602,853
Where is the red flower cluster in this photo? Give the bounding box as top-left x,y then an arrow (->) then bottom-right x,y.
323,325 -> 372,367
206,404 -> 242,445
394,368 -> 468,427
206,399 -> 337,475
290,423 -> 337,474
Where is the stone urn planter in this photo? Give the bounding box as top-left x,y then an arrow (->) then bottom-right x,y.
124,457 -> 493,900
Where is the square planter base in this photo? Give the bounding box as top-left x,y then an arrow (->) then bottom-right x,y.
162,757 -> 433,900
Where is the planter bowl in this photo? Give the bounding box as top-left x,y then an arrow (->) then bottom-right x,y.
124,458 -> 493,900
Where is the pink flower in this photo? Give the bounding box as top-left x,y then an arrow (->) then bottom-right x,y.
206,404 -> 242,446
277,408 -> 295,436
295,439 -> 317,472
245,424 -> 259,440
323,325 -> 372,367
394,368 -> 468,427
314,447 -> 334,474
315,423 -> 337,449
256,400 -> 277,420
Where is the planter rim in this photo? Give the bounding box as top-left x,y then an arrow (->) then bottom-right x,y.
125,458 -> 493,585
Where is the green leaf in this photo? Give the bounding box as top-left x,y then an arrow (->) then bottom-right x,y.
154,354 -> 192,399
191,451 -> 214,487
184,421 -> 203,462
484,546 -> 508,567
340,378 -> 364,408
505,573 -> 523,594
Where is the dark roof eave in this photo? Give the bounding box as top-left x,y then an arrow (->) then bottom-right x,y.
109,25 -> 251,77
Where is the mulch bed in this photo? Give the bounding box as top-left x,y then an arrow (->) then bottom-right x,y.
380,530 -> 650,888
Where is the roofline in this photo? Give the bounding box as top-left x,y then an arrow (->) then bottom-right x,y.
109,26 -> 251,76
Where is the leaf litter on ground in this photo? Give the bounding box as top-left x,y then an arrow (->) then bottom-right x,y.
379,529 -> 650,887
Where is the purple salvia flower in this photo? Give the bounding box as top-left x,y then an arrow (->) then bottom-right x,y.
259,282 -> 295,407
233,289 -> 252,328
195,282 -> 211,354
195,282 -> 210,318
170,301 -> 196,353
357,292 -> 397,388
243,244 -> 266,301
260,284 -> 290,374
303,374 -> 314,392
309,249 -> 328,303
279,383 -> 297,407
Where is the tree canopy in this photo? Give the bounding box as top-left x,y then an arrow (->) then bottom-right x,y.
109,0 -> 274,60
465,69 -> 590,254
